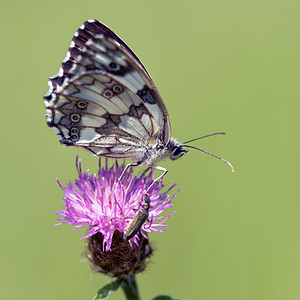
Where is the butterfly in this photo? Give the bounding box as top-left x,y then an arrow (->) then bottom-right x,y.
44,19 -> 233,186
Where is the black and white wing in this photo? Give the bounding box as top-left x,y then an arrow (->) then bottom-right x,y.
44,19 -> 171,160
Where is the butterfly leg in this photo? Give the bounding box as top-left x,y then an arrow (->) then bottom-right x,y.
146,165 -> 168,193
118,162 -> 141,181
140,167 -> 152,185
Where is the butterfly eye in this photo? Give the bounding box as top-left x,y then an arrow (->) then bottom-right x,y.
103,89 -> 113,99
171,146 -> 188,160
112,84 -> 124,94
173,147 -> 181,156
77,101 -> 87,109
70,113 -> 81,123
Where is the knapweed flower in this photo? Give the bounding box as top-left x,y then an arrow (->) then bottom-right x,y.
55,157 -> 178,276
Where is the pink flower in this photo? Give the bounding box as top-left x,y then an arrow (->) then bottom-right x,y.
55,158 -> 178,252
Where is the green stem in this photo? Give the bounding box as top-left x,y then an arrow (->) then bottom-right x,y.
121,273 -> 140,300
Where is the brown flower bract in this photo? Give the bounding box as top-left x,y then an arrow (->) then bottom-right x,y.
87,230 -> 153,277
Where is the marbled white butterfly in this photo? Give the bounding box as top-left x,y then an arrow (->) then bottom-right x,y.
44,19 -> 233,184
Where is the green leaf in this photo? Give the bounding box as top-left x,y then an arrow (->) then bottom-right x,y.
152,296 -> 179,300
92,278 -> 123,299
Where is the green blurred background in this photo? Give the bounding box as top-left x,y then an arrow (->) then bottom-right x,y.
1,0 -> 300,299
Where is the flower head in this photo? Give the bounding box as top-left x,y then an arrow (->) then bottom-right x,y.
56,158 -> 178,252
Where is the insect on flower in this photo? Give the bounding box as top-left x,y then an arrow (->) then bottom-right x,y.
123,194 -> 151,241
44,19 -> 234,186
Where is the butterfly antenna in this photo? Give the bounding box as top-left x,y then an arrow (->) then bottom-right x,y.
183,132 -> 226,144
183,145 -> 235,172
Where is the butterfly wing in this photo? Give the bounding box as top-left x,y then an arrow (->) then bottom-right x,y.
44,19 -> 171,159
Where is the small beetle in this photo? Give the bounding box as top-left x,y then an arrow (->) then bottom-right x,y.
123,194 -> 151,240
